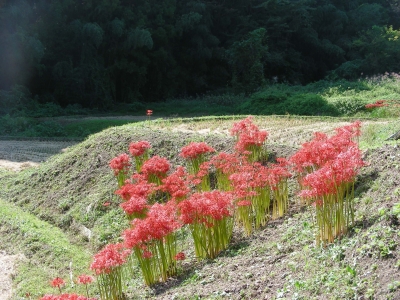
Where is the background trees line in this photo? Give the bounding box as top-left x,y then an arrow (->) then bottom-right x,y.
1,0 -> 400,112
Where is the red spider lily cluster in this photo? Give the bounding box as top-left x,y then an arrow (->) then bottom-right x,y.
108,153 -> 130,176
180,142 -> 216,190
178,190 -> 235,258
71,116 -> 365,299
140,155 -> 170,184
230,116 -> 268,162
129,141 -> 151,157
179,191 -> 234,225
89,243 -> 131,300
365,100 -> 388,109
290,121 -> 364,245
41,275 -> 96,300
108,153 -> 131,187
159,166 -> 192,201
123,201 -> 180,248
90,243 -> 131,275
179,142 -> 215,159
128,141 -> 151,172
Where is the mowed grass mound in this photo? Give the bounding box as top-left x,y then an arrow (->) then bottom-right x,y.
0,118 -> 399,299
1,125 -> 238,250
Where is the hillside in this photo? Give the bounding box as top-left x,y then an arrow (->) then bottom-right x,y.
0,117 -> 399,299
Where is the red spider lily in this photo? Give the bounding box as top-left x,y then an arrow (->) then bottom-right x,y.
174,252 -> 186,261
229,116 -> 268,161
179,191 -> 235,259
115,174 -> 155,201
334,120 -> 361,140
159,166 -> 193,201
119,195 -> 148,218
178,191 -> 234,225
51,277 -> 65,289
129,141 -> 151,157
289,122 -> 361,174
90,243 -> 131,275
267,164 -> 292,190
230,116 -> 260,137
229,163 -> 261,198
76,275 -> 94,299
234,129 -> 268,154
141,155 -> 170,181
146,109 -> 153,116
40,294 -> 97,300
108,153 -> 130,176
123,201 -> 181,284
179,142 -> 215,159
365,100 -> 388,109
76,275 -> 93,285
209,152 -> 242,175
298,143 -> 365,245
123,201 -> 180,248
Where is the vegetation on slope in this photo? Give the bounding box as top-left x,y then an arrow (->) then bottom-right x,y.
0,117 -> 399,299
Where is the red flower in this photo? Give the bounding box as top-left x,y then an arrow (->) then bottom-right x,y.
178,191 -> 234,225
90,243 -> 131,275
209,152 -> 242,175
146,109 -> 153,116
160,166 -> 192,200
102,202 -> 111,207
129,141 -> 151,157
120,195 -> 148,216
141,155 -> 170,180
174,252 -> 186,261
365,100 -> 388,109
115,174 -> 156,201
109,153 -> 131,175
51,277 -> 65,289
179,142 -> 215,159
76,275 -> 93,285
123,201 -> 181,248
229,116 -> 268,155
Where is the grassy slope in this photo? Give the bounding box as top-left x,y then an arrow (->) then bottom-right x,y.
0,197 -> 92,297
0,117 -> 399,299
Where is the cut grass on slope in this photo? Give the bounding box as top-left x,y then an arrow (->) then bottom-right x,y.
0,198 -> 92,298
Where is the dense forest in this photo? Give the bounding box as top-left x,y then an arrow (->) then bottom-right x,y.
1,0 -> 400,112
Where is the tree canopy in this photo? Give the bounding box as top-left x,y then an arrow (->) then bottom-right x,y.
1,0 -> 400,109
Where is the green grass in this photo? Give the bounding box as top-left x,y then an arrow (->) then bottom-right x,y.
63,119 -> 139,138
359,121 -> 400,149
1,75 -> 400,138
0,198 -> 92,298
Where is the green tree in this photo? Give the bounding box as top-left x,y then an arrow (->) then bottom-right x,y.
227,27 -> 268,92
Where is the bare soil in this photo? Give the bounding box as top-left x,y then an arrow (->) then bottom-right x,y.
0,252 -> 23,300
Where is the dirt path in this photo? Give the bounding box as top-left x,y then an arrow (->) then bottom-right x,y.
0,252 -> 22,300
0,140 -> 77,171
